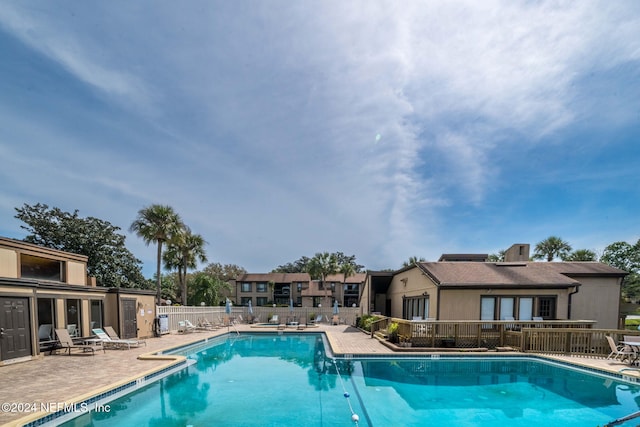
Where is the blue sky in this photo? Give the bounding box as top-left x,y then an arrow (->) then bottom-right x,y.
1,1 -> 639,277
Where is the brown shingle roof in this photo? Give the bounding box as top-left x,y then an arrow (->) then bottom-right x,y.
418,261 -> 625,288
324,273 -> 367,283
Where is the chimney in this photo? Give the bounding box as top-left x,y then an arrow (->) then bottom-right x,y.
504,244 -> 530,262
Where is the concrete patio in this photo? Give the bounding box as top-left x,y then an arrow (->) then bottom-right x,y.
1,324 -> 637,426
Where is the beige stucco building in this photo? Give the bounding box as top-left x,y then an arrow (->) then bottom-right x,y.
0,237 -> 155,365
361,244 -> 627,329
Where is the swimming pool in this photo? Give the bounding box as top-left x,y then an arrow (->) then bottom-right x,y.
50,333 -> 640,426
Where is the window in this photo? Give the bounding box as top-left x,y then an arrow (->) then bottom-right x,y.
518,298 -> 533,320
297,282 -> 302,292
344,284 -> 359,294
499,297 -> 514,320
66,299 -> 81,337
256,297 -> 267,306
538,297 -> 556,319
481,296 -> 555,320
256,283 -> 267,293
481,297 -> 495,320
241,283 -> 252,292
90,300 -> 103,329
37,298 -> 55,341
241,297 -> 252,306
21,254 -> 65,282
403,296 -> 429,320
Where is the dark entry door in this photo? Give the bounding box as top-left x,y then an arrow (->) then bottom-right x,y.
0,297 -> 32,361
122,299 -> 138,339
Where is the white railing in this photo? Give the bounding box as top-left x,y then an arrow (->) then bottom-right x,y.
156,305 -> 360,332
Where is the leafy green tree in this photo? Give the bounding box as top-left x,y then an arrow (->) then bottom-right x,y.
623,274 -> 640,302
331,252 -> 365,272
189,272 -> 231,306
272,256 -> 312,273
14,203 -> 145,287
402,256 -> 426,268
601,240 -> 640,301
532,236 -> 572,261
163,227 -> 207,305
600,241 -> 640,273
274,252 -> 364,274
147,272 -> 180,303
130,204 -> 183,305
202,262 -> 247,282
561,249 -> 597,261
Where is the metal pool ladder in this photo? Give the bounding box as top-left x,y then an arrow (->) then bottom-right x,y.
605,410 -> 640,426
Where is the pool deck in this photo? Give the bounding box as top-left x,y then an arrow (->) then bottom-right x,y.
1,324 -> 638,426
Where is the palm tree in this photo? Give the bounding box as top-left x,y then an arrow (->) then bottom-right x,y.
130,205 -> 182,306
308,252 -> 339,290
533,236 -> 572,262
561,249 -> 597,261
402,256 -> 425,268
340,262 -> 356,283
164,227 -> 207,305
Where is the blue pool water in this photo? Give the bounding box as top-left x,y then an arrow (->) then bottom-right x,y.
57,333 -> 640,427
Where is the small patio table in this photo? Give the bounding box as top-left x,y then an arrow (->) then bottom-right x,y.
621,341 -> 640,365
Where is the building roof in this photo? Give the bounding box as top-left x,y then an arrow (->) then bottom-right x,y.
417,261 -> 626,288
0,236 -> 88,262
324,273 -> 367,283
236,273 -> 310,283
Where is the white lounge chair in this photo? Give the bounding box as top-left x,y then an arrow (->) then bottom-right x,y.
269,315 -> 279,324
178,320 -> 197,333
92,328 -> 143,350
104,326 -> 146,347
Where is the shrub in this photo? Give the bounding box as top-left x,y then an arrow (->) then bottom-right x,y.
388,322 -> 399,343
358,314 -> 382,331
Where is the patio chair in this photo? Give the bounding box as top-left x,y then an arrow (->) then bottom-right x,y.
178,320 -> 196,333
67,324 -> 78,337
103,326 -> 146,348
606,336 -> 635,362
269,314 -> 279,324
38,324 -> 53,341
55,328 -> 104,356
314,315 -> 323,324
197,318 -> 220,330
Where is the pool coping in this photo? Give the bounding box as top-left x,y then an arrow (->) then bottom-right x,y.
10,330 -> 640,426
11,339 -> 199,427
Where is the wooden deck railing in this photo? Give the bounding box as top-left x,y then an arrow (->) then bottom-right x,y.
372,318 -> 608,352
